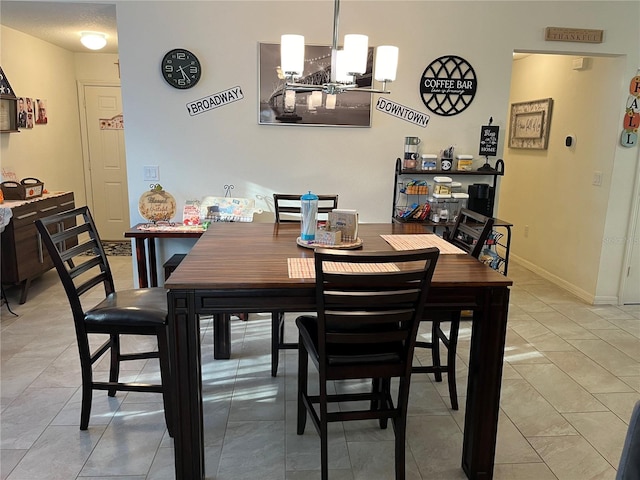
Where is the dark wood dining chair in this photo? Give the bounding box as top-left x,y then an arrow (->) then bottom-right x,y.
618,400 -> 640,480
273,193 -> 339,223
296,247 -> 440,480
270,193 -> 339,377
35,206 -> 173,435
412,208 -> 494,410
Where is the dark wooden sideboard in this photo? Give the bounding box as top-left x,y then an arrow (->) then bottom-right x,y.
1,192 -> 75,303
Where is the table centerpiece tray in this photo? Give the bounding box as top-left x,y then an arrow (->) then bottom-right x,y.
296,237 -> 363,250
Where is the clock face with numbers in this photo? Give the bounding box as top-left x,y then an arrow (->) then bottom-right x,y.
161,48 -> 201,89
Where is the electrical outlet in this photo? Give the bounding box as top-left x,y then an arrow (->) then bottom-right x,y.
144,165 -> 159,181
524,225 -> 529,238
592,171 -> 602,186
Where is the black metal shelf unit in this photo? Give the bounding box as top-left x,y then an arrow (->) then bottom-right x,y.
391,157 -> 512,275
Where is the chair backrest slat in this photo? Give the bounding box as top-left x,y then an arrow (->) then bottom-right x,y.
47,221 -> 92,245
60,239 -> 101,263
324,289 -> 422,308
68,255 -> 103,280
327,330 -> 409,344
274,194 -> 339,223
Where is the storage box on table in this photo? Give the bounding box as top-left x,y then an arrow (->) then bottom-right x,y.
1,178 -> 44,200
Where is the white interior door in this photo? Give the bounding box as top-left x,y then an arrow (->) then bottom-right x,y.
83,85 -> 130,240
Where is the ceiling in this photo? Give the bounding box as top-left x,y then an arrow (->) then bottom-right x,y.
0,1 -> 118,54
1,2 -> 533,60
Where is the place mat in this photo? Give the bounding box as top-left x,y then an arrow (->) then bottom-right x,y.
380,234 -> 467,254
288,258 -> 399,279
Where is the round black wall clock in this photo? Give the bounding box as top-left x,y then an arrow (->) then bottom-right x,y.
419,55 -> 477,116
161,48 -> 201,89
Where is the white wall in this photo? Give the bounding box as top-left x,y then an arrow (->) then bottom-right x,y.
115,1 -> 639,300
0,26 -> 122,206
116,0 -> 529,223
498,54 -> 626,302
0,26 -> 86,200
75,52 -> 121,82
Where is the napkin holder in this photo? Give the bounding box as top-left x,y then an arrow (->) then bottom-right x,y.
327,209 -> 359,242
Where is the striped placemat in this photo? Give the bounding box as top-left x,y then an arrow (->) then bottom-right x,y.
288,258 -> 400,279
380,234 -> 467,254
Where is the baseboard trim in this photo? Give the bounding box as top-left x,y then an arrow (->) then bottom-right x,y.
592,295 -> 620,305
509,255 -> 617,305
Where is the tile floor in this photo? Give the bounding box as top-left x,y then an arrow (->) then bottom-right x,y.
1,256 -> 639,480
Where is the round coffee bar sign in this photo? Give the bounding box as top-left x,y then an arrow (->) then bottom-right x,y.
420,55 -> 477,117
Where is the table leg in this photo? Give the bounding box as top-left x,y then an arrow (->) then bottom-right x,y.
462,287 -> 510,479
213,313 -> 232,359
169,290 -> 205,480
133,238 -> 148,288
148,237 -> 158,287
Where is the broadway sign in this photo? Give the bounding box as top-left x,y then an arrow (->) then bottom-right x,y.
187,86 -> 244,116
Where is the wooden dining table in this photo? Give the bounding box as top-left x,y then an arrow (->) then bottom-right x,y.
165,222 -> 512,480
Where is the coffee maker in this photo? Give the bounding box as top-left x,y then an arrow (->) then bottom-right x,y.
467,183 -> 494,217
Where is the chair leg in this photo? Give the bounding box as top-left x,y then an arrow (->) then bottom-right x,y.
377,378 -> 390,429
79,357 -> 93,430
394,418 -> 407,480
271,312 -> 284,377
297,338 -> 308,435
371,378 -> 380,411
108,334 -> 120,397
320,426 -> 329,480
431,321 -> 442,382
157,327 -> 175,437
319,378 -> 329,480
394,378 -> 409,480
445,314 -> 460,410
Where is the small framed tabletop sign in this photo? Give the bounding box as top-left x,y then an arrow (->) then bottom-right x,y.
509,98 -> 553,149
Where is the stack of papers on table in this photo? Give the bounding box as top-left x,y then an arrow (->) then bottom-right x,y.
200,197 -> 258,222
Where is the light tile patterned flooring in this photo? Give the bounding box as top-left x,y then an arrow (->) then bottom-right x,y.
1,256 -> 638,479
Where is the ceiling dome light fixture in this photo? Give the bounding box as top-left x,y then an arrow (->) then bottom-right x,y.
80,32 -> 107,50
280,0 -> 398,96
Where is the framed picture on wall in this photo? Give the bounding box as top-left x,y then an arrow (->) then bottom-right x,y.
258,42 -> 372,127
25,97 -> 34,128
35,98 -> 48,125
508,98 -> 553,149
17,97 -> 27,128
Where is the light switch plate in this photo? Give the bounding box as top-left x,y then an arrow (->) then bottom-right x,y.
143,165 -> 159,181
592,171 -> 602,186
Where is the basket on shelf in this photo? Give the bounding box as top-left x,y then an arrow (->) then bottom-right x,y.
1,178 -> 44,200
405,185 -> 428,195
402,179 -> 429,195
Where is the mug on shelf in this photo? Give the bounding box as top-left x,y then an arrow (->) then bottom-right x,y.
404,136 -> 421,161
